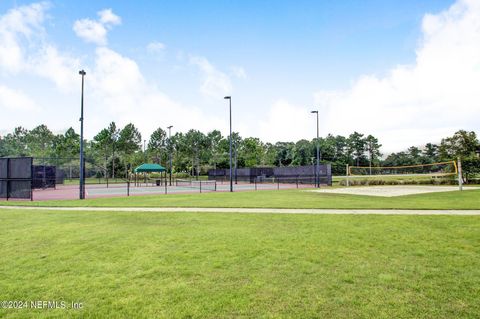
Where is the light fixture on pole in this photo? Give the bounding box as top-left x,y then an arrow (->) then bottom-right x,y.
311,110 -> 320,188
224,96 -> 233,192
79,69 -> 86,199
167,125 -> 173,186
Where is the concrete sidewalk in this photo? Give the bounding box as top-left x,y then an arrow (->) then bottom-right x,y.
1,206 -> 480,215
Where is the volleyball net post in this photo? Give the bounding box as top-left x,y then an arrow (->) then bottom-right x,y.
346,164 -> 350,187
457,157 -> 463,191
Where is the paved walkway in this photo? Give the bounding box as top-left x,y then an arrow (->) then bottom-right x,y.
1,206 -> 480,215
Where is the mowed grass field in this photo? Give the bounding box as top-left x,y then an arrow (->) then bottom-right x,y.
1,209 -> 480,318
1,189 -> 479,317
3,188 -> 480,210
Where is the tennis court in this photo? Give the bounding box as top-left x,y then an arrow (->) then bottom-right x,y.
29,179 -> 316,201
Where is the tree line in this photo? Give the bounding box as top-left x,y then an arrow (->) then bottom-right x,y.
0,123 -> 478,178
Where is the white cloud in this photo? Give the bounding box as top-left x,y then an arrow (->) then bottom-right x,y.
294,0 -> 480,152
0,2 -> 48,72
0,2 -> 227,140
85,48 -> 226,139
73,19 -> 107,45
0,85 -> 39,111
0,2 -> 79,93
189,55 -> 232,99
258,99 -> 313,142
33,45 -> 80,92
73,8 -> 121,45
230,66 -> 247,79
98,9 -> 121,26
147,41 -> 166,53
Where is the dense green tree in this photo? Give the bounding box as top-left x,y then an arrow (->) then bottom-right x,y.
439,130 -> 479,183
408,146 -> 422,160
106,157 -> 126,179
0,136 -> 5,157
263,143 -> 277,166
241,137 -> 264,167
274,142 -> 295,166
117,123 -> 142,163
183,129 -> 209,178
423,143 -> 439,163
293,139 -> 312,166
0,127 -> 29,156
92,122 -> 119,178
383,151 -> 412,166
53,127 -> 80,161
439,130 -> 479,160
215,132 -> 242,169
207,130 -> 223,170
318,135 -> 337,162
148,127 -> 167,165
170,132 -> 189,173
348,132 -> 367,166
365,135 -> 382,169
93,128 -> 113,177
27,125 -> 54,158
3,123 -> 477,181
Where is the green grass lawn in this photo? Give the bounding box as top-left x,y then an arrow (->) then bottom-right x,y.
0,209 -> 479,318
3,188 -> 480,210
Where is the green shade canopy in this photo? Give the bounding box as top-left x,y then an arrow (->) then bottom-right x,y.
134,163 -> 166,173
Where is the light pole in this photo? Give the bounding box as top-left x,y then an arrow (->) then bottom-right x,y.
79,70 -> 86,199
224,96 -> 233,192
234,139 -> 238,184
311,110 -> 320,188
167,125 -> 173,186
143,139 -> 146,162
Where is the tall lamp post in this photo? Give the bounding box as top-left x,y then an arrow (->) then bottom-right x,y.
224,96 -> 233,192
167,125 -> 173,186
143,139 -> 146,162
79,70 -> 86,199
311,110 -> 320,188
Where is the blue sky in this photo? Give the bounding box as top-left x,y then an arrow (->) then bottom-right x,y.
1,0 -> 479,153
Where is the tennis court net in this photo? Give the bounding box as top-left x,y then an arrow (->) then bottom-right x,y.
175,179 -> 217,192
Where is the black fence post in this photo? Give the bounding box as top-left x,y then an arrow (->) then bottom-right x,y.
6,158 -> 10,201
42,158 -> 46,190
30,162 -> 33,201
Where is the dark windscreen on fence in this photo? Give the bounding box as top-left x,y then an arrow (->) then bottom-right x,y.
208,164 -> 332,186
0,181 -> 6,198
32,165 -> 57,189
10,157 -> 33,179
0,159 -> 7,179
9,180 -> 32,198
0,157 -> 32,200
